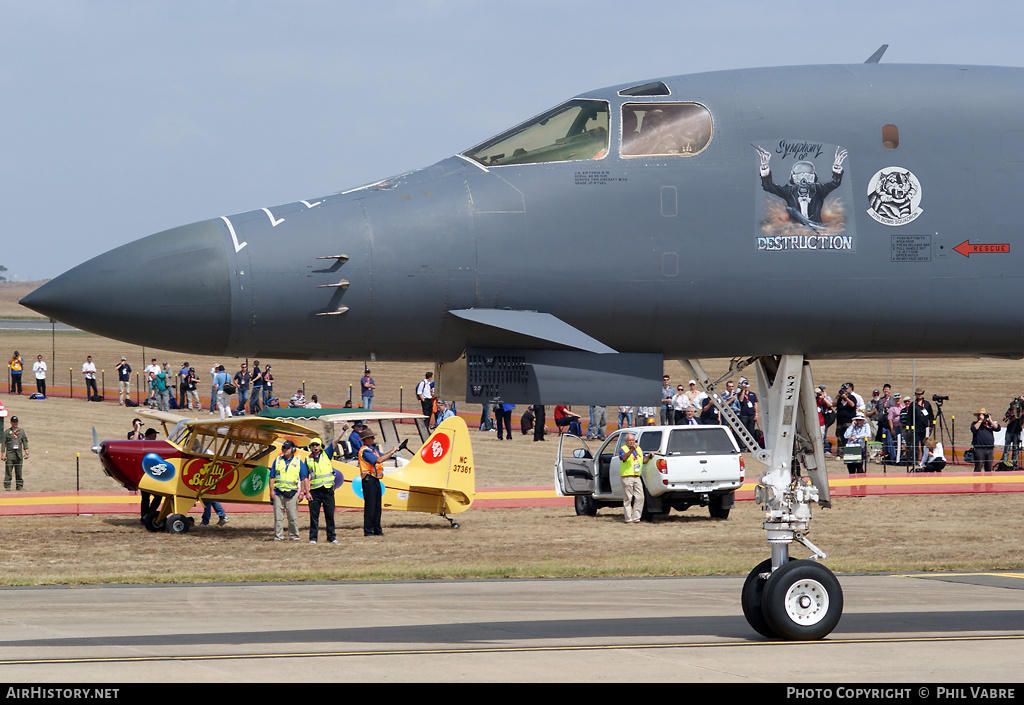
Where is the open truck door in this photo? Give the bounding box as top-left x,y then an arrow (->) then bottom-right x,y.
554,433 -> 595,496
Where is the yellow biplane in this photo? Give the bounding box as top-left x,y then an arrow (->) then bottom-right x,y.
97,409 -> 474,534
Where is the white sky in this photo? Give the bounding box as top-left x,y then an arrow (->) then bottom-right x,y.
3,0 -> 1023,280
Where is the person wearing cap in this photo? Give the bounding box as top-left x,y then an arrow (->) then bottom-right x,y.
357,427 -> 399,536
1000,396 -> 1024,469
843,413 -> 872,474
82,355 -> 98,401
154,362 -> 171,412
304,425 -> 350,544
182,363 -> 200,411
971,408 -> 1001,473
910,388 -> 934,460
736,377 -> 759,436
684,379 -> 702,408
144,358 -> 160,408
269,439 -> 309,541
436,400 -> 456,424
2,416 -> 29,490
214,365 -> 233,420
8,351 -> 23,395
834,384 -> 858,453
885,392 -> 903,461
116,356 -> 132,406
360,369 -> 376,410
871,385 -> 896,449
288,388 -> 306,408
344,421 -> 367,459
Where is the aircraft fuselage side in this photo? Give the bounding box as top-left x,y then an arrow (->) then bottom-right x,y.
22,63 -> 1024,360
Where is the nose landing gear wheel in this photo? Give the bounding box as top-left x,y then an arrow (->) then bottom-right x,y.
761,559 -> 843,640
741,558 -> 779,639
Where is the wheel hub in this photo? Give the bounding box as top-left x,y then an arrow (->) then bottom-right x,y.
783,579 -> 829,625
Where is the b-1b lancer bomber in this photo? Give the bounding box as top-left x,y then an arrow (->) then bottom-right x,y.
24,48 -> 1024,639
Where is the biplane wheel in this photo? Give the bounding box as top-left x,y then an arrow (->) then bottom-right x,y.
741,558 -> 778,639
165,513 -> 191,535
761,559 -> 843,641
451,522 -> 460,529
142,511 -> 164,532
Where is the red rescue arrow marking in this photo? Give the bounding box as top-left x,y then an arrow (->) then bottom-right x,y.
954,240 -> 1010,257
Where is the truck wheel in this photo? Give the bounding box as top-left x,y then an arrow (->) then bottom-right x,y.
574,494 -> 597,516
761,560 -> 843,640
708,494 -> 730,519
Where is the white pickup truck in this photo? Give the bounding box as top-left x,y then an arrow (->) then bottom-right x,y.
554,425 -> 745,520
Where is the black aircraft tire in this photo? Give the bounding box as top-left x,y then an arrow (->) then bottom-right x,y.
741,558 -> 779,639
165,513 -> 191,535
142,511 -> 164,532
761,560 -> 843,641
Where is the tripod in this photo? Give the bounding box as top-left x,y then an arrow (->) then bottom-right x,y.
932,399 -> 954,465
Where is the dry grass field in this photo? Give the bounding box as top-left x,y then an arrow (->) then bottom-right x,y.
1,281 -> 1023,585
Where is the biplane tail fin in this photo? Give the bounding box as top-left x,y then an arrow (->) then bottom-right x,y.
391,415 -> 475,513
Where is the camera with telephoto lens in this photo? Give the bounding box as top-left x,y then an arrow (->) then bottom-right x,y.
932,394 -> 949,402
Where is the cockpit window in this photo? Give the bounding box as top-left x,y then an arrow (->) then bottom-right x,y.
621,102 -> 712,157
463,99 -> 609,167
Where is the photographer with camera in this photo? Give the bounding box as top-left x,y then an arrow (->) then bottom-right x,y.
834,384 -> 858,453
910,388 -> 934,460
970,407 -> 1001,473
1000,396 -> 1024,469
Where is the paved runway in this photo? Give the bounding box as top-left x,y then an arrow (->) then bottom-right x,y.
1,572 -> 1022,682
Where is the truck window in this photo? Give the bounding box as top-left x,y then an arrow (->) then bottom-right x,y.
638,431 -> 662,452
667,428 -> 737,455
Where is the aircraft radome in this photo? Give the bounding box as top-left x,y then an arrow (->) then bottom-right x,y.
26,47 -> 1024,640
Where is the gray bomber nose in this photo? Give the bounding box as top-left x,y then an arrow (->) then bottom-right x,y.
20,219 -> 233,354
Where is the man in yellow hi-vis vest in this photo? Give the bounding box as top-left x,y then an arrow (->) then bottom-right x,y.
269,440 -> 308,541
617,432 -> 651,524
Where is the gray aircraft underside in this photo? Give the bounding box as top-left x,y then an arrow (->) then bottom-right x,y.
23,63 -> 1024,363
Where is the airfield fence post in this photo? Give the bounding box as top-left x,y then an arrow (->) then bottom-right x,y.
69,368 -> 73,399
136,372 -> 140,406
400,386 -> 403,413
101,370 -> 105,398
348,384 -> 352,405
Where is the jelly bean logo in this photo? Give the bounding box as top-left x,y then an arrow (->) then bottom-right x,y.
240,466 -> 270,497
142,453 -> 175,482
418,432 -> 451,464
181,459 -> 240,495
